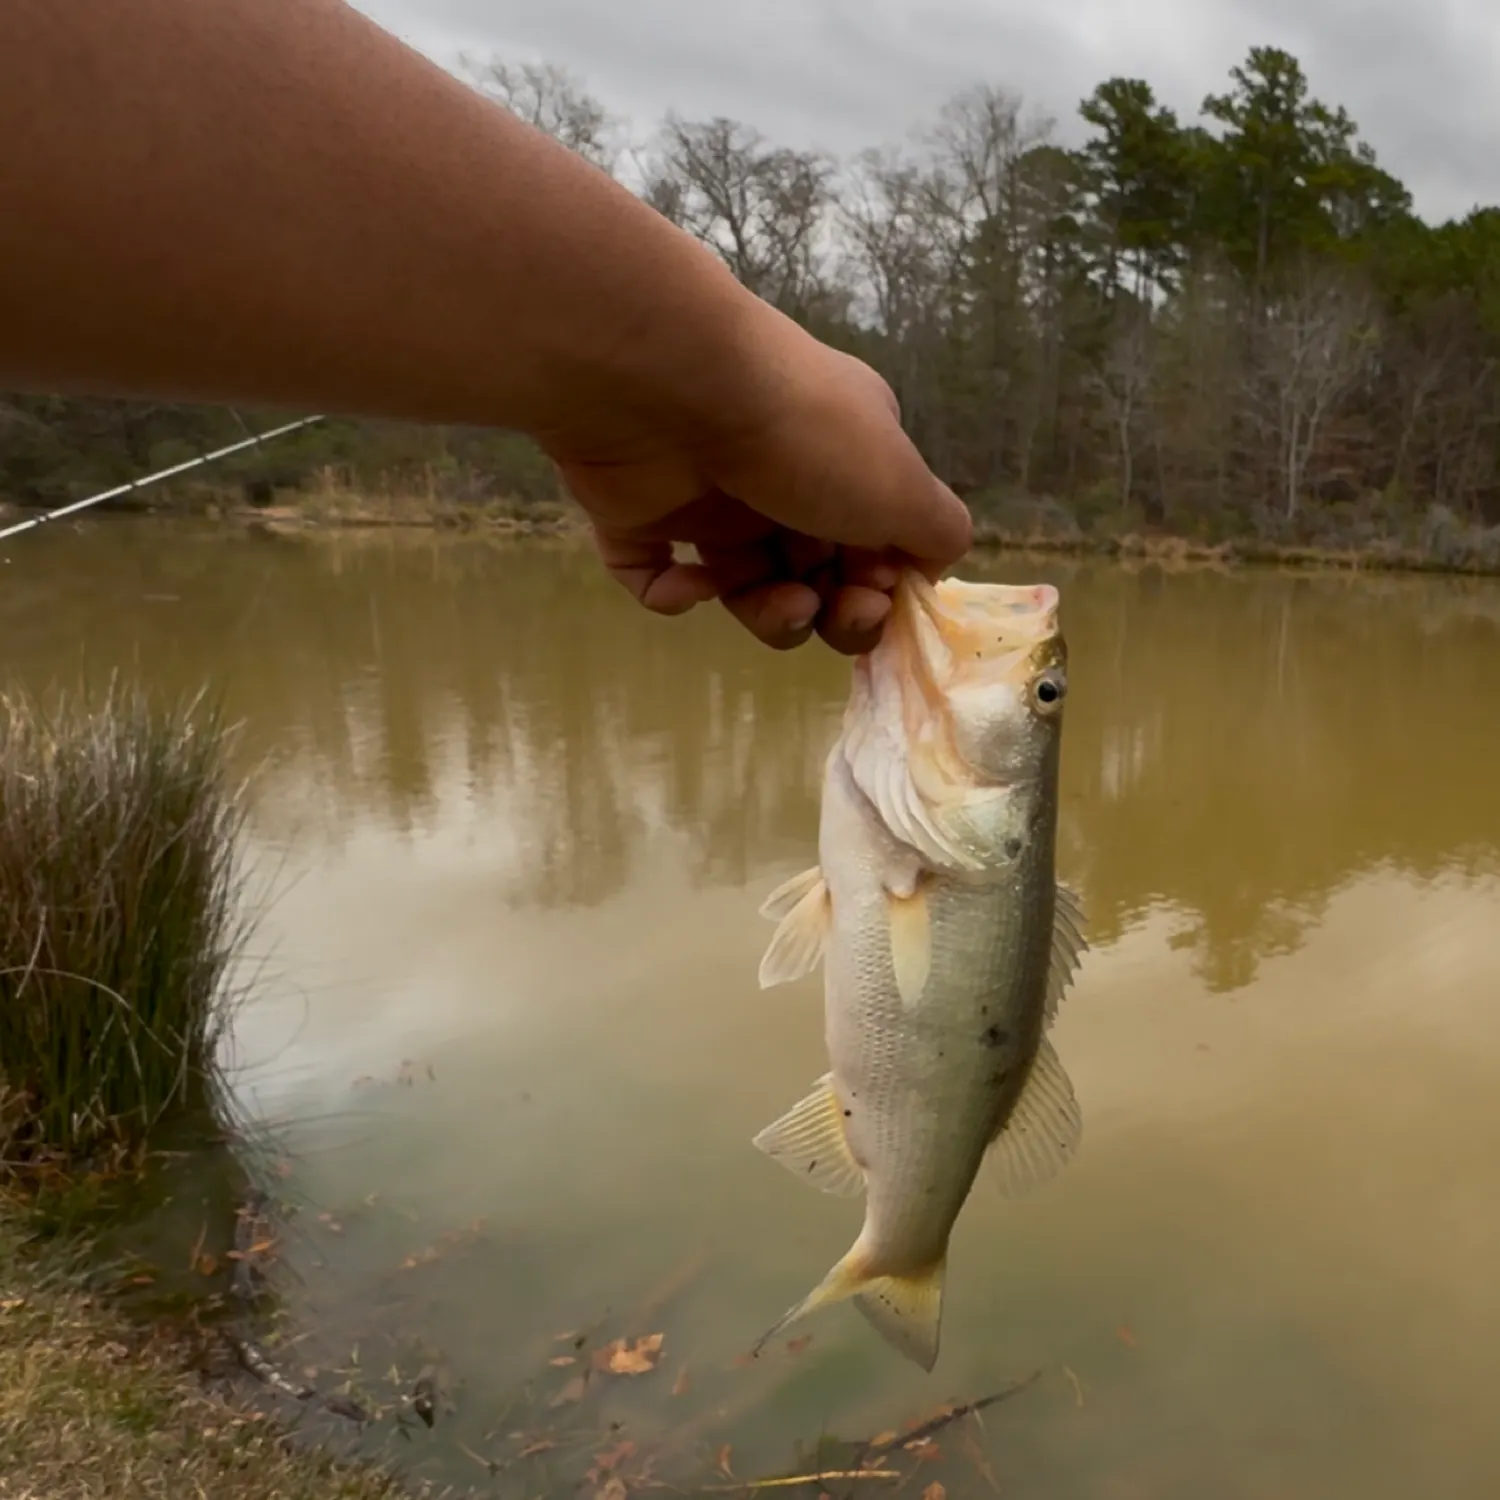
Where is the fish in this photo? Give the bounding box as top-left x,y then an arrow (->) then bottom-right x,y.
749,568 -> 1087,1372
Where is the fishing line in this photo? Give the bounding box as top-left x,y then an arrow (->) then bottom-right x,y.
0,413 -> 326,543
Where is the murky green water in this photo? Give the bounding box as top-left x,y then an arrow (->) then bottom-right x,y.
6,519 -> 1500,1497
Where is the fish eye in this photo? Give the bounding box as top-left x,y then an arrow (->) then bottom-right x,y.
1031,670 -> 1067,711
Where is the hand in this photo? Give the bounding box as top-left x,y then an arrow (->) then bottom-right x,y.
552,328 -> 973,655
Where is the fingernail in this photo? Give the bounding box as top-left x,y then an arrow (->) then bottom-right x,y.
788,608 -> 818,635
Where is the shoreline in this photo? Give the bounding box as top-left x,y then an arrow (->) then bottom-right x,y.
0,1196 -> 429,1499
211,498 -> 1500,583
7,488 -> 1499,582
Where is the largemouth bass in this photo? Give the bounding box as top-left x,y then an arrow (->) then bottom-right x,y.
750,569 -> 1087,1371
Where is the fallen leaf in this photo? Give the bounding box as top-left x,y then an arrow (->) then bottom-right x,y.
716,1444 -> 735,1477
599,1333 -> 664,1376
1115,1323 -> 1138,1348
0,1299 -> 25,1312
518,1438 -> 555,1459
785,1335 -> 813,1355
595,1479 -> 627,1500
922,1484 -> 947,1500
671,1365 -> 690,1397
905,1439 -> 941,1461
870,1431 -> 898,1450
592,1441 -> 636,1473
194,1253 -> 218,1276
549,1374 -> 588,1407
549,1355 -> 576,1367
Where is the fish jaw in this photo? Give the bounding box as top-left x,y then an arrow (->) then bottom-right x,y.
836,570 -> 1068,875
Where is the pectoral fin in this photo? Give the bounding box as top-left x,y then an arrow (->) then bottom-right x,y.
1045,883 -> 1089,1026
757,868 -> 830,989
983,1037 -> 1083,1199
886,884 -> 932,1007
752,1073 -> 865,1197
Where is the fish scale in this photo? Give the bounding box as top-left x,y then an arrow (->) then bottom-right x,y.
748,569 -> 1089,1371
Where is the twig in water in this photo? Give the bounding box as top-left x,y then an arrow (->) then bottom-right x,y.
701,1470 -> 900,1491
864,1369 -> 1042,1455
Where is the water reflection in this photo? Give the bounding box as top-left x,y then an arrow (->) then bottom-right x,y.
6,522 -> 1500,1497
6,524 -> 1498,988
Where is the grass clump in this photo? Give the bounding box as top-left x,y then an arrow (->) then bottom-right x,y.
0,681 -> 251,1171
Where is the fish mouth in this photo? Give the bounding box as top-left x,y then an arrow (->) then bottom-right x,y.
891,570 -> 1063,685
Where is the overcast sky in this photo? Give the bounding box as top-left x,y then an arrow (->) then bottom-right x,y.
353,0 -> 1500,225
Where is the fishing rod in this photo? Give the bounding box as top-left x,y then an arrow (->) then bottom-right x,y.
0,413 -> 326,544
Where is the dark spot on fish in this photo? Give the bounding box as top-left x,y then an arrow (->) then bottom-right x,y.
990,1069 -> 1010,1087
808,1160 -> 817,1173
982,1025 -> 1011,1049
843,1108 -> 852,1118
1003,837 -> 1023,859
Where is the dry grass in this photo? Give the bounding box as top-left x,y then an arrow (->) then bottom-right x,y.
0,1211 -> 423,1500
232,476 -> 586,536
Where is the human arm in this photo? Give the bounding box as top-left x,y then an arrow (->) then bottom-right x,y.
0,0 -> 971,651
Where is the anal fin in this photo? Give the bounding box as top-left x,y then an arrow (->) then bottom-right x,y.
757,867 -> 830,989
752,1073 -> 865,1197
983,1036 -> 1083,1199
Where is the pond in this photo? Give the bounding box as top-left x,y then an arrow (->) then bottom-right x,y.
5,519 -> 1500,1498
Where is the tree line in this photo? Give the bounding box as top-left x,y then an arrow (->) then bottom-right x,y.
6,43 -> 1500,558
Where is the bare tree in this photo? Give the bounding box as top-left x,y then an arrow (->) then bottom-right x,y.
643,115 -> 836,318
1088,302 -> 1156,510
1248,261 -> 1378,518
458,55 -> 621,173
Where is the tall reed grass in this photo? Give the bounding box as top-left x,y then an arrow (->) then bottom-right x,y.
0,681 -> 251,1169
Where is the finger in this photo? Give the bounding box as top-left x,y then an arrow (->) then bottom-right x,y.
836,546 -> 903,594
696,540 -> 824,650
721,578 -> 823,649
592,528 -> 718,615
816,584 -> 892,656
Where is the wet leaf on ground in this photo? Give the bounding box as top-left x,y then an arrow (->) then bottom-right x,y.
595,1332 -> 664,1376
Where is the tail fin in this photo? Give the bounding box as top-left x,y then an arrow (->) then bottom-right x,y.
752,1247 -> 946,1372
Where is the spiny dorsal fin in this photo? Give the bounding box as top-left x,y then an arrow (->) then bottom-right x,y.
751,1073 -> 866,1197
982,1036 -> 1082,1199
757,868 -> 830,989
1045,883 -> 1088,1027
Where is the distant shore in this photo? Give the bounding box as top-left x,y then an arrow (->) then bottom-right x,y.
7,488 -> 1500,582
209,492 -> 1500,582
